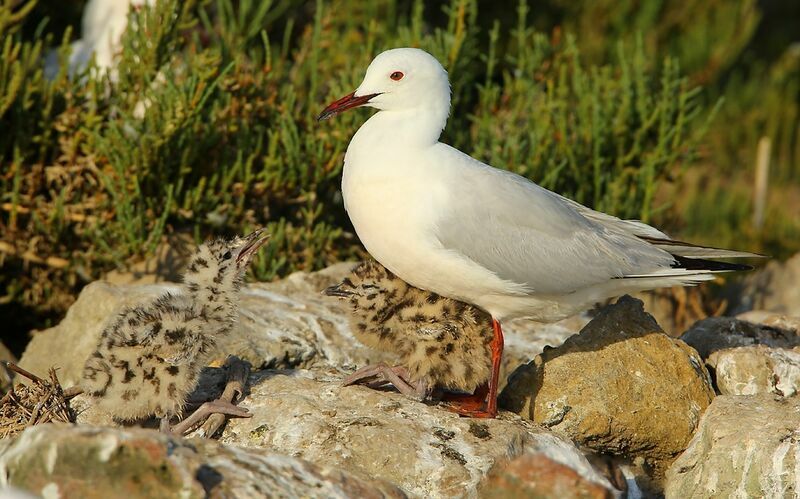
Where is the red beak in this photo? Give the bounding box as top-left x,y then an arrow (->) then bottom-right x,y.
317,91 -> 380,121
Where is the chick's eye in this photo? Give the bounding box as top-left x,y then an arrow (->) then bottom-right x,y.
222,251 -> 232,261
390,71 -> 404,81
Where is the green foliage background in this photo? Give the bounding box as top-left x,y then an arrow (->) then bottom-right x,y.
1,0 -> 798,348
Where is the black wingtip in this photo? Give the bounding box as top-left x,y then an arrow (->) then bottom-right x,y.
671,255 -> 753,272
639,236 -> 770,259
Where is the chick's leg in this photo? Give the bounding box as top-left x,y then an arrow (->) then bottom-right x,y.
171,400 -> 251,436
342,363 -> 427,401
159,415 -> 172,433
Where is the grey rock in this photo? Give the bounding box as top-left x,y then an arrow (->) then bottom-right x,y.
500,296 -> 715,475
18,263 -> 382,387
735,310 -> 800,334
680,316 -> 800,359
0,424 -> 405,498
14,262 -> 599,496
665,394 -> 800,498
214,368 -> 614,498
500,315 -> 588,390
67,365 -> 615,497
680,314 -> 800,397
708,345 -> 800,397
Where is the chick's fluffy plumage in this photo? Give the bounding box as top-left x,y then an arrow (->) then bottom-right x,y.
330,260 -> 493,393
81,232 -> 263,422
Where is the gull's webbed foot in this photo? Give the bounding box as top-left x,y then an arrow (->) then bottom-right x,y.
440,383 -> 497,418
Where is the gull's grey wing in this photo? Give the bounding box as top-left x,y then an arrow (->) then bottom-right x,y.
432,148 -> 675,295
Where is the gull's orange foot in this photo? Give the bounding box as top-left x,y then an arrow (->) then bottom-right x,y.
439,383 -> 497,418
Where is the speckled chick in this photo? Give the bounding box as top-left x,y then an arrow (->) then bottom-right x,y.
81,229 -> 268,430
325,260 -> 493,397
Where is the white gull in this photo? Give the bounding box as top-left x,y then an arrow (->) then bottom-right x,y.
319,47 -> 758,417
46,0 -> 155,79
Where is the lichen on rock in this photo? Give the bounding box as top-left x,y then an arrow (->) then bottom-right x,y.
0,425 -> 407,498
665,394 -> 800,498
214,368 -> 615,498
500,295 -> 715,475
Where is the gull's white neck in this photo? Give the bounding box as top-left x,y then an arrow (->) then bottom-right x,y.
339,80 -> 455,297
349,101 -> 449,154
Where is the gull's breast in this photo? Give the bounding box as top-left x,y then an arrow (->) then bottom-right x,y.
343,159 -> 435,273
341,151 -> 519,306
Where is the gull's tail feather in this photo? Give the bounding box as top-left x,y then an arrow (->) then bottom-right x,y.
622,255 -> 753,281
639,236 -> 765,259
670,254 -> 753,272
619,236 -> 762,284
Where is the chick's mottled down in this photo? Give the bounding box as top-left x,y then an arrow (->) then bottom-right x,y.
326,260 -> 493,396
81,229 -> 268,430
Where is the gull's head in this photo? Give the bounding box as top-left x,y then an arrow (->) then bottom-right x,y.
318,48 -> 450,121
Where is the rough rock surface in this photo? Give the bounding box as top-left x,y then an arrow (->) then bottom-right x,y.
500,315 -> 588,389
665,394 -> 800,498
214,369 -> 614,498
708,345 -> 800,396
479,453 -> 616,499
499,296 -> 715,474
18,263 -> 368,387
18,264 -> 583,390
680,315 -> 800,359
679,314 -> 800,396
736,310 -> 800,333
66,366 -> 616,498
0,425 -> 405,498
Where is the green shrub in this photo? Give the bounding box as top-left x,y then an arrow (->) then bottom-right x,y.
0,0 -> 796,343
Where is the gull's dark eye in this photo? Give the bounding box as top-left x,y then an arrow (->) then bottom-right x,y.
390,71 -> 404,81
222,251 -> 232,261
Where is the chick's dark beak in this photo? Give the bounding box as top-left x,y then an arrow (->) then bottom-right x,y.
317,91 -> 380,121
236,229 -> 270,264
323,283 -> 353,298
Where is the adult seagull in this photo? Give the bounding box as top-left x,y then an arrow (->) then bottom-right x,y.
318,47 -> 757,418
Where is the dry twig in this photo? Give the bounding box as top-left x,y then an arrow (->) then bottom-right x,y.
0,363 -> 75,438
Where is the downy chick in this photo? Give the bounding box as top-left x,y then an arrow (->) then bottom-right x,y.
325,260 -> 493,400
81,229 -> 269,433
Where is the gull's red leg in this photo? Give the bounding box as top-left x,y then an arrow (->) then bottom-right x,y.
441,318 -> 504,418
486,318 -> 504,415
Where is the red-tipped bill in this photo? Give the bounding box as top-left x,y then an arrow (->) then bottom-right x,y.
317,92 -> 380,121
